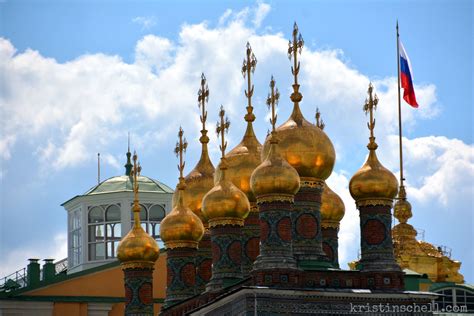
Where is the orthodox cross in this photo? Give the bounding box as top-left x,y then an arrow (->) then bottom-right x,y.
242,42 -> 257,122
198,73 -> 209,134
315,108 -> 325,130
288,22 -> 304,86
174,127 -> 188,183
131,151 -> 142,218
216,106 -> 230,159
266,76 -> 280,133
363,83 -> 379,144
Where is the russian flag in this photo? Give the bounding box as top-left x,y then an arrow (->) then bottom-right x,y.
399,39 -> 418,108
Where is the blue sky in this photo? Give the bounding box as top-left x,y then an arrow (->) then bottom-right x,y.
1,0 -> 472,282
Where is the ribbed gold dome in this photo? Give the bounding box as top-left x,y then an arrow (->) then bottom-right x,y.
160,184 -> 205,249
262,103 -> 336,180
202,160 -> 250,227
171,136 -> 215,223
251,134 -> 300,198
117,222 -> 160,268
320,182 -> 345,227
349,146 -> 399,203
215,123 -> 262,202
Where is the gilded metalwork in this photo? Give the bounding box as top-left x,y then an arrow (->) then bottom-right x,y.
117,153 -> 160,267
315,108 -> 325,130
256,194 -> 294,204
202,106 -> 251,227
208,218 -> 245,228
349,83 -> 398,203
300,178 -> 325,189
215,44 -> 262,202
164,240 -> 200,250
288,22 -> 304,102
320,182 -> 345,224
172,74 -> 215,223
160,128 -> 205,250
356,198 -> 394,208
251,76 -> 300,199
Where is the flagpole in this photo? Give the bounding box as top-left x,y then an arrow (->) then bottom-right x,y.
396,21 -> 405,193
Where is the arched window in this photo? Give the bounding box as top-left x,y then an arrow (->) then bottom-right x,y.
88,206 -> 105,260
105,205 -> 121,259
149,205 -> 166,240
130,203 -> 166,242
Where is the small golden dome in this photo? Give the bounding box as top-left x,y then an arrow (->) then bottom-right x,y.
117,223 -> 160,267
320,182 -> 345,227
250,133 -> 300,198
171,140 -> 215,224
161,186 -> 205,249
215,123 -> 262,202
117,153 -> 159,268
262,103 -> 336,180
349,147 -> 399,203
202,160 -> 250,227
394,198 -> 412,224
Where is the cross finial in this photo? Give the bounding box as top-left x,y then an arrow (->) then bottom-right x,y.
242,42 -> 257,122
131,151 -> 142,214
216,105 -> 230,159
315,108 -> 325,130
266,76 -> 280,133
198,73 -> 209,132
288,22 -> 304,86
363,83 -> 379,149
174,127 -> 187,187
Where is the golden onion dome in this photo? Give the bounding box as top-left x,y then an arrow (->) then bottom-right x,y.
349,83 -> 398,204
394,198 -> 412,224
262,103 -> 336,180
160,183 -> 205,249
117,222 -> 160,267
250,133 -> 300,198
117,153 -> 159,268
320,182 -> 345,227
349,145 -> 399,203
215,123 -> 262,202
202,160 -> 250,227
171,135 -> 215,223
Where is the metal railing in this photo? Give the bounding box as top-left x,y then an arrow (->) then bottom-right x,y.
0,258 -> 68,292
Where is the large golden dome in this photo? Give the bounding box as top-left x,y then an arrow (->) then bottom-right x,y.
349,144 -> 399,203
117,221 -> 160,268
251,133 -> 300,199
262,100 -> 336,181
161,184 -> 205,249
215,124 -> 261,202
320,182 -> 345,227
202,160 -> 250,227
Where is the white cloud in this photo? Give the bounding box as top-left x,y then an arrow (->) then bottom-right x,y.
132,16 -> 157,31
253,1 -> 271,28
0,233 -> 67,278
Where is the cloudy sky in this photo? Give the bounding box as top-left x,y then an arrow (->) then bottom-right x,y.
1,0 -> 472,282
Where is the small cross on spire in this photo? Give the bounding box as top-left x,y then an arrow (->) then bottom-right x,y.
174,127 -> 188,186
216,105 -> 230,159
198,73 -> 209,134
363,83 -> 379,148
131,151 -> 142,214
315,108 -> 325,130
242,42 -> 257,122
266,76 -> 280,133
288,22 -> 304,86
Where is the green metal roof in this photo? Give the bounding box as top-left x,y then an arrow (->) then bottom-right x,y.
84,175 -> 173,195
